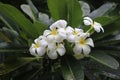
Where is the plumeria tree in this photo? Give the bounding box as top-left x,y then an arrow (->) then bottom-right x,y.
0,0 -> 120,80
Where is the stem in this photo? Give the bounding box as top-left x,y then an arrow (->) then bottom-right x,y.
86,26 -> 93,33
0,16 -> 13,30
0,49 -> 29,53
0,32 -> 11,42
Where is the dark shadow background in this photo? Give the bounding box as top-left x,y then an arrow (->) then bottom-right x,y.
0,0 -> 120,13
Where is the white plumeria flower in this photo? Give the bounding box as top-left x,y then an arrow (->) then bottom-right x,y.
29,36 -> 48,57
83,17 -> 93,26
47,43 -> 66,59
73,33 -> 94,56
67,27 -> 83,42
93,22 -> 104,33
83,17 -> 104,33
43,20 -> 67,42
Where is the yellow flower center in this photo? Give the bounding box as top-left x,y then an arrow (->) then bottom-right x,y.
73,31 -> 78,35
34,42 -> 40,48
79,39 -> 86,45
51,29 -> 57,35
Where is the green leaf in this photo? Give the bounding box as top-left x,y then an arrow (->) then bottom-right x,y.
0,42 -> 9,48
33,21 -> 48,35
61,56 -> 84,80
89,2 -> 116,18
20,4 -> 36,21
67,0 -> 82,27
38,12 -> 50,25
27,0 -> 39,17
0,27 -> 19,41
100,67 -> 120,79
0,48 -> 28,53
95,34 -> 120,46
0,57 -> 37,75
0,15 -> 13,30
0,3 -> 38,38
79,1 -> 90,17
47,0 -> 68,21
0,12 -> 20,32
89,51 -> 119,69
0,32 -> 11,42
96,57 -> 120,79
94,16 -> 113,26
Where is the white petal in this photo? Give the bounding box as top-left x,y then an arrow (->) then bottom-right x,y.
38,35 -> 44,39
57,44 -> 66,56
34,38 -> 39,43
57,20 -> 67,28
51,20 -> 67,29
73,44 -> 82,55
80,33 -> 90,39
29,46 -> 37,56
55,35 -> 64,42
66,26 -> 74,34
37,47 -> 46,56
75,28 -> 83,33
43,30 -> 51,36
58,28 -> 67,39
85,38 -> 94,47
67,35 -> 76,42
82,45 -> 91,56
40,39 -> 48,47
94,22 -> 104,33
47,35 -> 55,43
83,17 -> 93,26
47,43 -> 56,50
47,51 -> 58,59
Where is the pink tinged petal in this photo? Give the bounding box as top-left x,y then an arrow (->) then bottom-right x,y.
43,30 -> 51,36
47,51 -> 58,59
73,44 -> 82,55
57,44 -> 66,56
85,38 -> 94,47
82,45 -> 91,56
83,17 -> 93,26
37,47 -> 46,56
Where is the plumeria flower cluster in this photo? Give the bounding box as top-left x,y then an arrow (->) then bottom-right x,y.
29,17 -> 104,59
